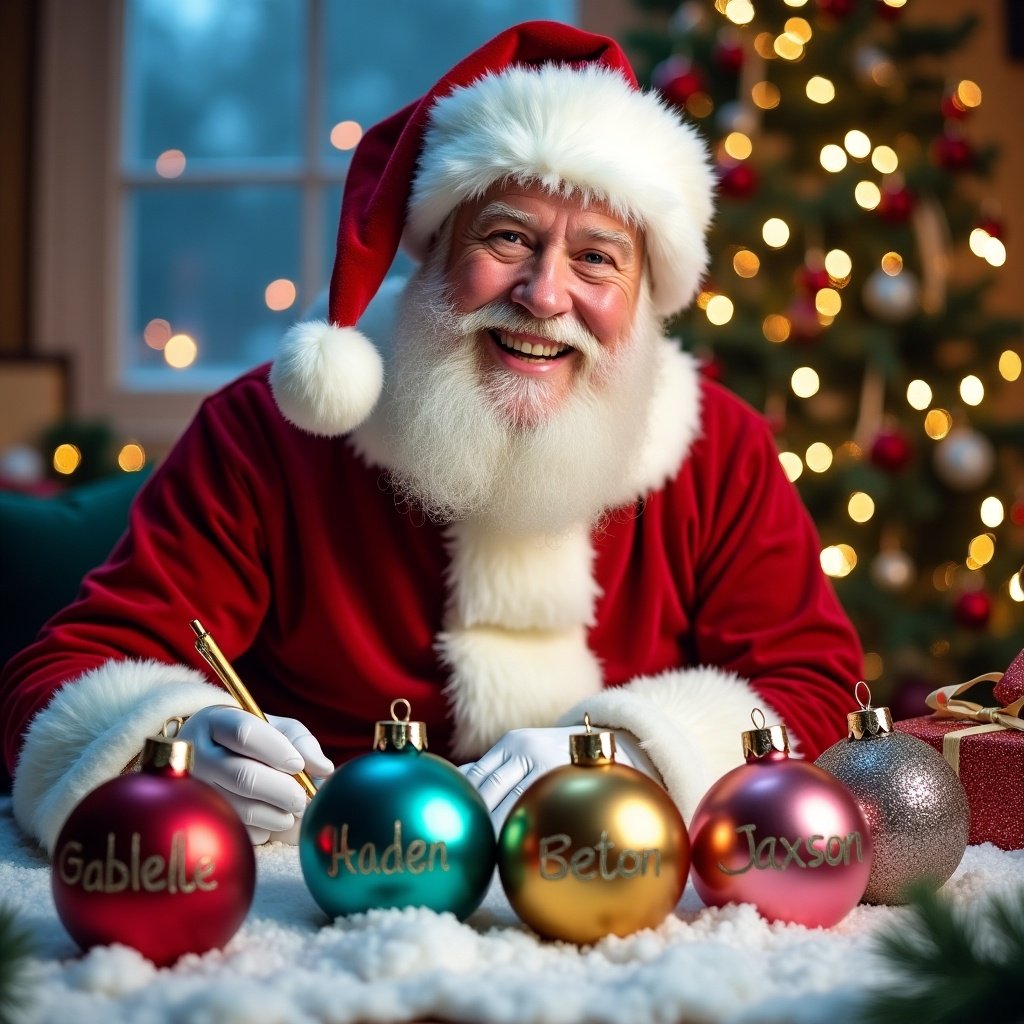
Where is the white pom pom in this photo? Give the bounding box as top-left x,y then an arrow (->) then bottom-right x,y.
269,320 -> 384,436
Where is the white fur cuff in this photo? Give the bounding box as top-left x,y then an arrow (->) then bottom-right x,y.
12,659 -> 229,854
557,667 -> 773,823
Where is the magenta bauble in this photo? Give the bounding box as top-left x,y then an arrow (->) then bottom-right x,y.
870,430 -> 914,473
51,733 -> 255,966
690,712 -> 872,928
953,589 -> 992,630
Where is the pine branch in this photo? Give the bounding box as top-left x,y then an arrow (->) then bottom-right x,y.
859,882 -> 1024,1024
0,905 -> 35,1024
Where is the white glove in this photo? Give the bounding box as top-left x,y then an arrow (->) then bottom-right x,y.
179,705 -> 334,845
460,726 -> 653,826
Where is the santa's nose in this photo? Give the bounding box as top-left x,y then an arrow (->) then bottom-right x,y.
510,251 -> 573,319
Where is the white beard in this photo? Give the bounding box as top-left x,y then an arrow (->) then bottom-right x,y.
367,252 -> 664,537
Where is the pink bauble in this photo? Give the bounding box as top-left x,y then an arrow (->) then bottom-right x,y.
690,715 -> 872,928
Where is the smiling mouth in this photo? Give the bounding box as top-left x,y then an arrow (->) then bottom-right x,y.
490,329 -> 573,362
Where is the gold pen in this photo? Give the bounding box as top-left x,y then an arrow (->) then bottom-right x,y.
190,618 -> 318,799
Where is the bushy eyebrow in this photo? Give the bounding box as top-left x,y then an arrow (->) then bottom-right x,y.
473,202 -> 638,263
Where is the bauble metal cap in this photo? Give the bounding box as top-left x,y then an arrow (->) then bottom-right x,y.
373,698 -> 427,752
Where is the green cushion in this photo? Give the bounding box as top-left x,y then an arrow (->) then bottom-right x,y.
0,470 -> 150,669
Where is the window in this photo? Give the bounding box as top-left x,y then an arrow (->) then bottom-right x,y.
35,0 -> 576,450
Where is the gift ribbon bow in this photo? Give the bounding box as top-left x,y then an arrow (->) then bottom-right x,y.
926,672 -> 1024,730
925,672 -> 1024,775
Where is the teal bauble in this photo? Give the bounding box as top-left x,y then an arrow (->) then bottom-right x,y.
299,699 -> 495,920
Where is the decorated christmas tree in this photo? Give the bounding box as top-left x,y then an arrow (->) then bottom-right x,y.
626,0 -> 1024,707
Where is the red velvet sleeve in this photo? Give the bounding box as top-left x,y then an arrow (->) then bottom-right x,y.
683,386 -> 861,758
0,373 -> 277,775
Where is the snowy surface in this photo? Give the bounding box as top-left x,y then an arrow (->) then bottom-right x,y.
2,797 -> 1020,1024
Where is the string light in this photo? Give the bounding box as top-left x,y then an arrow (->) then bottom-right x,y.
906,379 -> 932,410
854,181 -> 881,209
924,409 -> 952,439
784,17 -> 812,42
779,451 -> 804,481
774,35 -> 804,61
871,146 -> 899,173
751,82 -> 781,109
820,144 -> 848,172
806,76 -> 835,103
880,251 -> 903,275
164,333 -> 198,369
825,249 -> 852,282
762,217 -> 790,248
862,652 -> 883,681
753,33 -> 777,59
723,132 -> 753,160
155,149 -> 186,178
763,314 -> 791,343
815,288 -> 841,316
1010,573 -> 1024,603
724,0 -> 755,26
791,366 -> 820,398
959,375 -> 984,406
706,295 -> 735,325
999,350 -> 1022,381
143,318 -> 172,351
848,492 -> 875,523
980,496 -> 1004,528
53,443 -> 81,475
265,278 -> 297,312
806,442 -> 833,472
967,533 -> 995,567
733,249 -> 761,277
933,562 -> 957,591
955,79 -> 982,110
330,120 -> 362,151
117,443 -> 146,473
821,544 -> 857,578
844,130 -> 871,159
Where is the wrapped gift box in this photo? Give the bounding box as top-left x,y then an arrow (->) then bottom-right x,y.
894,711 -> 1024,851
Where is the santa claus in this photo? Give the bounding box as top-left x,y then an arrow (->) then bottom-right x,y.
1,21 -> 861,851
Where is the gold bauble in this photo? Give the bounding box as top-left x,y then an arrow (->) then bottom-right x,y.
497,726 -> 689,944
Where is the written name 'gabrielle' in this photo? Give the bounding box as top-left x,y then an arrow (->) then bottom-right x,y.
323,821 -> 449,878
56,831 -> 217,894
719,823 -> 865,875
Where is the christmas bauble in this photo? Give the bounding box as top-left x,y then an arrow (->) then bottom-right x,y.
933,132 -> 974,171
497,719 -> 689,944
869,430 -> 914,473
953,589 -> 992,630
690,711 -> 871,928
300,700 -> 494,920
51,730 -> 255,966
862,268 -> 920,323
933,428 -> 995,490
815,684 -> 969,905
717,161 -> 759,199
877,185 -> 914,224
651,56 -> 705,107
870,549 -> 915,591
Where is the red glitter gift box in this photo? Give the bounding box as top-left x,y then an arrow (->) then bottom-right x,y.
893,648 -> 1024,851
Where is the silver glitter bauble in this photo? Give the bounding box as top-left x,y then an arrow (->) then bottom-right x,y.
862,268 -> 920,323
815,684 -> 969,906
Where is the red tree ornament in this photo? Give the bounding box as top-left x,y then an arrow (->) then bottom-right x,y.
718,161 -> 759,200
51,731 -> 255,966
941,92 -> 972,121
786,294 -> 824,345
933,132 -> 975,171
954,590 -> 992,630
714,37 -> 745,75
798,265 -> 832,294
877,185 -> 915,224
818,0 -> 857,19
870,430 -> 914,473
652,56 -> 706,107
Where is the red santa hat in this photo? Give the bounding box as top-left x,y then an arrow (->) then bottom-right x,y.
270,20 -> 715,437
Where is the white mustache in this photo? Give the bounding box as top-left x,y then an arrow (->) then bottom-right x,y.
454,301 -> 603,362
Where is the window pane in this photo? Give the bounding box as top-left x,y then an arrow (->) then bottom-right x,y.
321,0 -> 577,166
123,186 -> 302,389
123,0 -> 306,166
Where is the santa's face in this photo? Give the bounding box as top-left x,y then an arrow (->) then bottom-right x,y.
444,180 -> 645,426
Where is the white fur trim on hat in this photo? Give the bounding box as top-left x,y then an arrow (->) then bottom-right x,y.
406,63 -> 715,317
557,667 -> 784,824
12,658 -> 230,854
270,320 -> 385,436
